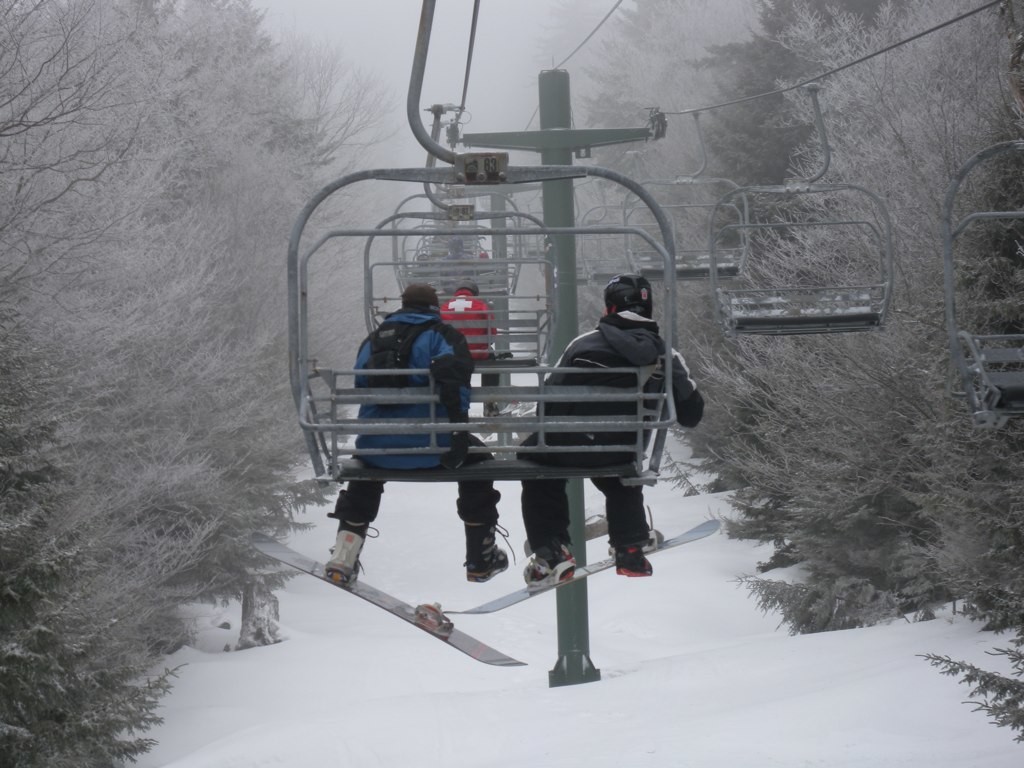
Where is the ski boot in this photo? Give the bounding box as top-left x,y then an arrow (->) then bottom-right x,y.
523,540 -> 575,589
613,542 -> 653,577
465,523 -> 509,583
325,527 -> 365,585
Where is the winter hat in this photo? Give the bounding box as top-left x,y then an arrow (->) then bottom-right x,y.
401,283 -> 439,309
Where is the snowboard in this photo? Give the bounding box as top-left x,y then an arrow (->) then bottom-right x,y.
250,533 -> 525,667
449,518 -> 720,615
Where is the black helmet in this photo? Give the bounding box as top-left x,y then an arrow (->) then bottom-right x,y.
454,278 -> 479,296
604,273 -> 653,318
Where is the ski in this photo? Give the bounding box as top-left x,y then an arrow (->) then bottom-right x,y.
449,518 -> 720,615
250,533 -> 525,667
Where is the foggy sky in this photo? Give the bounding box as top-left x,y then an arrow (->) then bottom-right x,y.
256,0 -> 592,168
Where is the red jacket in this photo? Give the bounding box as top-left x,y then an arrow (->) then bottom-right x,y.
441,289 -> 496,361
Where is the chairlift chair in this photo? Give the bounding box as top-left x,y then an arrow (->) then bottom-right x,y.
617,112 -> 751,281
941,140 -> 1024,428
708,182 -> 894,336
623,183 -> 750,281
704,83 -> 893,335
576,203 -> 637,282
288,163 -> 682,486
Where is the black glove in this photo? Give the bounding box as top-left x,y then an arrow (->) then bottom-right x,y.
441,412 -> 470,469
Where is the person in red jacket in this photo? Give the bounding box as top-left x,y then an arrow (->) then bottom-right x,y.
441,278 -> 501,415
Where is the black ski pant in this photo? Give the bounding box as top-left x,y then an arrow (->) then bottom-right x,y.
518,431 -> 648,552
520,475 -> 649,552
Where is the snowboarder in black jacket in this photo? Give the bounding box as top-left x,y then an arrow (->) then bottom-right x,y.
521,274 -> 704,586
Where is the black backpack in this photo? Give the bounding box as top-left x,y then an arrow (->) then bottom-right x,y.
363,320 -> 440,387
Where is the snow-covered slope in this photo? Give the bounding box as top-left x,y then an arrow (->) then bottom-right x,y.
137,473 -> 1020,767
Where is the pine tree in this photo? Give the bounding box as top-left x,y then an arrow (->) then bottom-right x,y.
0,308 -> 174,767
925,642 -> 1024,742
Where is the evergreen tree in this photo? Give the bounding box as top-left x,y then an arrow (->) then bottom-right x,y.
0,307 -> 174,767
925,642 -> 1024,742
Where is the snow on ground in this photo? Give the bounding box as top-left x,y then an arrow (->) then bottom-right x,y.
137,466 -> 1021,767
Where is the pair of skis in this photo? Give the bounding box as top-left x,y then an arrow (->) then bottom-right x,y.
251,533 -> 524,667
250,518 -> 719,668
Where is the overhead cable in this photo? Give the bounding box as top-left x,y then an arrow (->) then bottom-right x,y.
458,0 -> 481,113
666,0 -> 1004,116
554,0 -> 625,69
524,0 -> 626,130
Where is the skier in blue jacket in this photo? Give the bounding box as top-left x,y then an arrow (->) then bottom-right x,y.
326,283 -> 508,585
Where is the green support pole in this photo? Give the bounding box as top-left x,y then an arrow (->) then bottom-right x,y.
538,69 -> 599,687
459,70 -> 655,688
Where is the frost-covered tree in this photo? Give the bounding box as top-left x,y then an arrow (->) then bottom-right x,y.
0,0 -> 387,762
571,0 -> 1024,738
700,0 -> 888,184
0,309 -> 174,765
698,0 -> 1014,625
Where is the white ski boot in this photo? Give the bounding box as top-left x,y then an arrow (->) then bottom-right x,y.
325,528 -> 365,585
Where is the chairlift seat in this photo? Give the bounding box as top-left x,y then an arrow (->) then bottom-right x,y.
958,331 -> 1024,426
709,183 -> 894,337
640,260 -> 740,281
732,311 -> 882,335
288,166 -> 683,484
719,285 -> 886,336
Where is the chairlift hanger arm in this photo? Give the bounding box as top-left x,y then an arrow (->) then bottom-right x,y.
788,83 -> 831,184
409,1 -> 456,165
421,104 -> 461,211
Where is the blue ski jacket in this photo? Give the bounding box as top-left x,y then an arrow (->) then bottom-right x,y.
354,308 -> 473,469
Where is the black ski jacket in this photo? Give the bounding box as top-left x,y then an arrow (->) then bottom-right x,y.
538,311 -> 704,461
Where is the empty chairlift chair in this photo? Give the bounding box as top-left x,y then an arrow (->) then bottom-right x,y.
942,140 -> 1024,428
619,113 -> 750,282
577,203 -> 637,283
708,181 -> 894,336
623,181 -> 749,281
